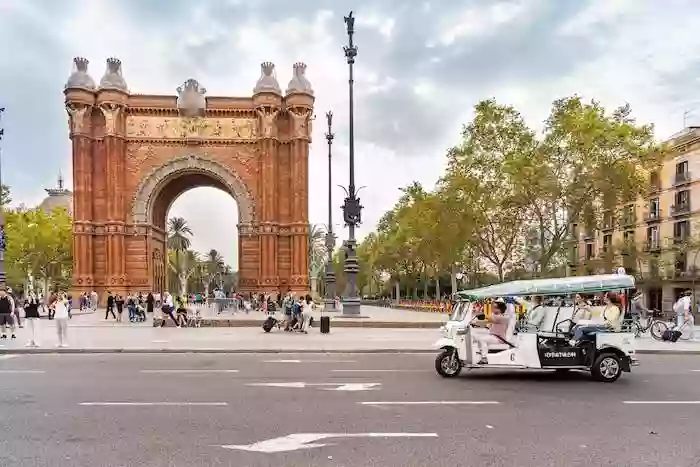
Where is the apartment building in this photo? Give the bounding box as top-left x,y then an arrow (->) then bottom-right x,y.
569,127 -> 700,312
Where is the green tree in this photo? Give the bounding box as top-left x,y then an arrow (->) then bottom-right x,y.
167,216 -> 193,284
5,206 -> 73,293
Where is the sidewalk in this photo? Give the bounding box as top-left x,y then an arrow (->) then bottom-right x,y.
65,306 -> 446,329
1,324 -> 699,354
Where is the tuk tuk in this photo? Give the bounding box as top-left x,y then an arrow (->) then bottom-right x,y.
434,274 -> 639,382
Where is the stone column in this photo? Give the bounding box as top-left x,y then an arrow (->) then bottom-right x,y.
100,102 -> 127,292
67,103 -> 94,293
256,105 -> 280,291
287,106 -> 312,293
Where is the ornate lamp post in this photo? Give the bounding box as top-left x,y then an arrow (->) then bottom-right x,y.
340,11 -> 363,316
323,111 -> 337,312
0,106 -> 6,287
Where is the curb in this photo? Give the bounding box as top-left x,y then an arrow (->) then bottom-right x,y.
0,348 -> 698,355
153,320 -> 443,329
0,348 -> 435,355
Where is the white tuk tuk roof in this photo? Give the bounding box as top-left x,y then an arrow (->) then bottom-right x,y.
454,274 -> 635,300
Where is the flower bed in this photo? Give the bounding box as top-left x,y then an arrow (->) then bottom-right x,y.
393,299 -> 452,313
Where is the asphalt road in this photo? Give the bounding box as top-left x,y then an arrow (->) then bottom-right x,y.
1,353 -> 699,467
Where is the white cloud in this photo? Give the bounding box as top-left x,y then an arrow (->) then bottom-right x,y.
2,0 -> 700,272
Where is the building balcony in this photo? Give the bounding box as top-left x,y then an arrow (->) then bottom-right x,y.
619,214 -> 636,227
671,203 -> 691,216
643,240 -> 662,253
644,210 -> 662,222
601,217 -> 615,231
673,235 -> 690,245
583,230 -> 596,240
674,171 -> 691,186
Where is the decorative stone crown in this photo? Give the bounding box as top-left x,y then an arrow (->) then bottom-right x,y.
286,62 -> 313,95
177,78 -> 207,116
253,61 -> 281,95
99,57 -> 128,92
65,56 -> 96,90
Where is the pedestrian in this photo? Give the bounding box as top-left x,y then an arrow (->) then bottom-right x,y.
146,292 -> 154,315
54,292 -> 70,347
0,287 -> 16,339
115,294 -> 124,322
673,291 -> 695,339
105,291 -> 116,320
160,292 -> 179,327
23,292 -> 41,347
7,287 -> 21,328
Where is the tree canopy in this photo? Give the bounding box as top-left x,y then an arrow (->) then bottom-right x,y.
351,96 -> 667,298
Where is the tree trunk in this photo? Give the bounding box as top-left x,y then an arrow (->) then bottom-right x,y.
435,277 -> 441,300
423,275 -> 429,299
451,264 -> 458,296
394,281 -> 400,301
178,273 -> 187,296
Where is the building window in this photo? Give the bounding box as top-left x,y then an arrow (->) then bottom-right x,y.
649,198 -> 660,216
649,171 -> 660,191
675,190 -> 689,206
676,253 -> 687,274
585,243 -> 594,260
646,226 -> 659,250
674,220 -> 690,242
675,161 -> 690,184
603,234 -> 612,253
623,230 -> 634,245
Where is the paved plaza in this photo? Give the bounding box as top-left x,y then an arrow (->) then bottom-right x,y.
1,352 -> 699,466
1,315 -> 698,354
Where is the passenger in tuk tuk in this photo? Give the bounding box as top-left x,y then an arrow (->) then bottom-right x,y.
475,300 -> 512,364
525,295 -> 545,330
573,292 -> 623,341
572,294 -> 592,324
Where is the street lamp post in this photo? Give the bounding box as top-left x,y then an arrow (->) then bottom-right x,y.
323,111 -> 337,312
0,106 -> 6,287
340,11 -> 363,316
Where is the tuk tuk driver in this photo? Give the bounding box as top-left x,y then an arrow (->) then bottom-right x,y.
475,299 -> 511,364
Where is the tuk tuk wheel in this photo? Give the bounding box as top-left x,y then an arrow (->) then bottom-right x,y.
435,349 -> 462,378
591,352 -> 622,382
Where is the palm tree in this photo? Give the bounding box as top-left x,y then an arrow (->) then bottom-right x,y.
201,249 -> 225,298
308,224 -> 327,295
168,249 -> 200,295
167,217 -> 193,284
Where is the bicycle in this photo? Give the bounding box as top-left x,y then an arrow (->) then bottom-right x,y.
631,312 -> 670,341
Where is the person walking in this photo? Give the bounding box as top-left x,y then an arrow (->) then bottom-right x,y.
160,292 -> 179,327
23,293 -> 41,347
7,287 -> 21,328
105,291 -> 116,320
54,293 -> 70,347
0,287 -> 16,339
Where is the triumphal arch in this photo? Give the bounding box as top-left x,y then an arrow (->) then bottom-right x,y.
64,57 -> 313,297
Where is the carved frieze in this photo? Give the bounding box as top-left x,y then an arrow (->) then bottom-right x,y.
126,116 -> 258,140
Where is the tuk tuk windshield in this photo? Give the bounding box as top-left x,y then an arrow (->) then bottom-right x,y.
449,302 -> 470,322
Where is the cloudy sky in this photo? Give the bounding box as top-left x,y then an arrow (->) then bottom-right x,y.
2,0 -> 700,268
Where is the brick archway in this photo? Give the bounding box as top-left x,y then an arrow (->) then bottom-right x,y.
65,62 -> 313,298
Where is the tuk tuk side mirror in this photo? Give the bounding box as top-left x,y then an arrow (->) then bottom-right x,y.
475,313 -> 486,321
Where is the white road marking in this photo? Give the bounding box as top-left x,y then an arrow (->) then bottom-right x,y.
140,370 -> 239,374
332,369 -> 423,373
0,370 -> 44,374
360,401 -> 500,406
0,355 -> 19,360
80,402 -> 228,406
623,401 -> 700,405
220,432 -> 438,453
263,359 -> 357,363
151,340 -> 169,344
248,382 -> 381,391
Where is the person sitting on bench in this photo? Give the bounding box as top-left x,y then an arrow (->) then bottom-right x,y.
475,300 -> 511,364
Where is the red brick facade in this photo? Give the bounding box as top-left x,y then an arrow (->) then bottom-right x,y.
65,75 -> 313,298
